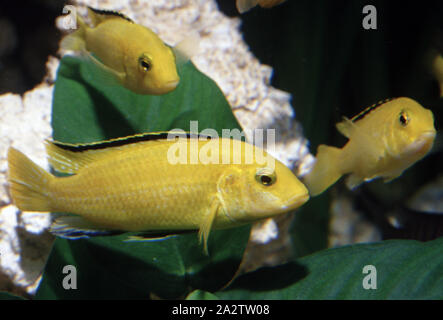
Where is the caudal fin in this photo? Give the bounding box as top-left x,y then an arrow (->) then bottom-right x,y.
7,148 -> 53,212
60,13 -> 87,52
173,34 -> 201,66
304,145 -> 343,196
236,0 -> 259,13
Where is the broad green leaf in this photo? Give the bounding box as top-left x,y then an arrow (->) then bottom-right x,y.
186,289 -> 220,300
35,56 -> 250,299
36,228 -> 250,299
0,292 -> 26,300
217,238 -> 443,299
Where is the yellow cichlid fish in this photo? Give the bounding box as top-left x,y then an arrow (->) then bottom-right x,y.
7,132 -> 309,252
61,7 -> 196,95
304,97 -> 436,196
236,0 -> 286,13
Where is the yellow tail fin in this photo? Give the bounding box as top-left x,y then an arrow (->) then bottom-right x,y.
60,13 -> 87,52
304,145 -> 343,196
7,148 -> 53,212
236,0 -> 259,13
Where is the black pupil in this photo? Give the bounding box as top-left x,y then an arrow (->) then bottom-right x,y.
400,113 -> 408,125
261,175 -> 272,185
141,60 -> 150,70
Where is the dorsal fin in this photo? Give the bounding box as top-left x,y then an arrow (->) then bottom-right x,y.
87,6 -> 134,26
335,116 -> 355,138
350,98 -> 396,123
45,131 -> 214,173
45,141 -> 108,174
50,131 -> 214,153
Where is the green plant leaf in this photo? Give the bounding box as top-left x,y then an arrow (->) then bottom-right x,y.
186,289 -> 220,300
35,56 -> 250,299
0,292 -> 26,300
217,238 -> 443,299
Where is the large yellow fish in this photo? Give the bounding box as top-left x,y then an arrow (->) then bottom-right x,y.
7,132 -> 309,252
61,7 -> 195,95
304,97 -> 436,196
236,0 -> 286,13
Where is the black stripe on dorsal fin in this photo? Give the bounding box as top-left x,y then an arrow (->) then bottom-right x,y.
51,131 -> 215,153
87,6 -> 134,23
351,97 -> 397,123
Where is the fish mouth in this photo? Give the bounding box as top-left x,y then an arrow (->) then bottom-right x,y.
420,130 -> 437,140
165,79 -> 179,89
282,193 -> 310,211
404,130 -> 436,155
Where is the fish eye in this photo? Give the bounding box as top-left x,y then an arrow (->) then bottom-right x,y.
138,55 -> 152,72
255,168 -> 277,186
398,111 -> 410,127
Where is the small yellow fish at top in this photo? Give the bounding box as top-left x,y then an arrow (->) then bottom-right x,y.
61,7 -> 198,95
236,0 -> 286,13
7,132 -> 309,253
304,97 -> 436,196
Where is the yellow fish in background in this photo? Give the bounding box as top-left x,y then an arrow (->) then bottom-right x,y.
236,0 -> 286,13
61,7 -> 197,95
304,97 -> 436,196
431,52 -> 443,97
7,133 -> 309,253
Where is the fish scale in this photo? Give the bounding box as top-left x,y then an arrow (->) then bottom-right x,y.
52,160 -> 213,230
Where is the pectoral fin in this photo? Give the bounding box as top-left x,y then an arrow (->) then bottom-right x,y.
85,51 -> 126,86
198,196 -> 220,255
337,117 -> 384,165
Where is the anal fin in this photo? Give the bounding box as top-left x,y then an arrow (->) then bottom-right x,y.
124,230 -> 195,243
383,170 -> 403,183
50,215 -> 114,239
345,174 -> 365,190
